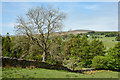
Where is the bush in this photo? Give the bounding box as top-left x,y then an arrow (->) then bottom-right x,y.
92,56 -> 108,69
106,43 -> 120,70
92,43 -> 120,71
115,36 -> 120,41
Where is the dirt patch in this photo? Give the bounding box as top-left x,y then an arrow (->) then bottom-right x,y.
83,70 -> 112,74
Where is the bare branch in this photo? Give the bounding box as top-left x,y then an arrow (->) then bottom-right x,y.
14,6 -> 66,62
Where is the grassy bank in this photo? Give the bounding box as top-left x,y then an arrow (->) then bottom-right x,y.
0,67 -> 2,79
2,67 -> 119,78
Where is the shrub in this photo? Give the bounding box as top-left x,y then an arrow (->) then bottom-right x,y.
106,43 -> 120,70
115,36 -> 120,41
92,56 -> 108,69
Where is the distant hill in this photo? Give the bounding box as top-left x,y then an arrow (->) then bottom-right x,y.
56,29 -> 93,35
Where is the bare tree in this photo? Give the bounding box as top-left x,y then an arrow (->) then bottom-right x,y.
14,6 -> 66,62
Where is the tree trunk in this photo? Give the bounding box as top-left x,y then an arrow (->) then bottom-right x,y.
42,51 -> 46,62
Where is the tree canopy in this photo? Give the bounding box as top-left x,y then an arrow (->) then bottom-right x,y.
14,6 -> 66,62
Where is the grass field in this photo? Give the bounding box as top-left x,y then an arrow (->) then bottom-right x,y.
0,67 -> 2,79
88,35 -> 118,49
2,67 -> 119,78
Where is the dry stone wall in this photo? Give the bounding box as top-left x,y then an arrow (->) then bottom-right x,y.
2,57 -> 71,71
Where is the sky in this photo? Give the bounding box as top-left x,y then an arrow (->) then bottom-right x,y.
1,2 -> 118,35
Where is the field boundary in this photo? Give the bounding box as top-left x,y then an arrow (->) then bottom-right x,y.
2,57 -> 71,71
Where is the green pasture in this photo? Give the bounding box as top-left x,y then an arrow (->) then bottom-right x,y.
88,35 -> 118,49
0,67 -> 2,79
2,67 -> 119,78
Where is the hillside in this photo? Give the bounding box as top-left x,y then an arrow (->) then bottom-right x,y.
56,29 -> 93,35
55,30 -> 118,36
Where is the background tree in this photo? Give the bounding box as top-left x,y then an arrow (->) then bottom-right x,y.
92,42 -> 120,70
2,33 -> 12,57
105,42 -> 120,70
89,39 -> 106,67
89,39 -> 105,57
48,36 -> 65,65
0,34 -> 2,57
15,6 -> 66,62
115,34 -> 120,41
64,35 -> 90,69
11,36 -> 31,59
